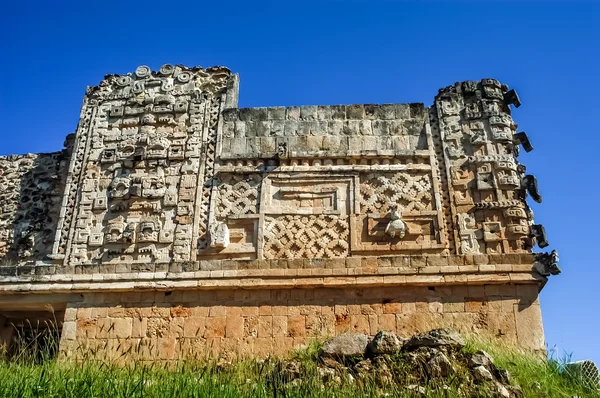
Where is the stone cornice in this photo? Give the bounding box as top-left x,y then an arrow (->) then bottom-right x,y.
0,264 -> 541,294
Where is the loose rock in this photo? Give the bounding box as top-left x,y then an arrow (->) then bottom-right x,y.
354,359 -> 373,375
375,360 -> 394,386
321,357 -> 343,369
496,382 -> 511,398
367,331 -> 403,356
280,360 -> 302,382
317,366 -> 336,382
470,350 -> 495,368
320,334 -> 370,359
406,384 -> 427,395
428,352 -> 455,378
495,368 -> 511,384
402,328 -> 465,351
472,365 -> 494,382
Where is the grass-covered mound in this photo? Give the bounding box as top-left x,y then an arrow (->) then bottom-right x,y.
0,328 -> 597,398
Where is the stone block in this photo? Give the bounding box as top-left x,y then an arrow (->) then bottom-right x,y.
372,120 -> 390,136
284,120 -> 299,136
328,120 -> 343,135
226,316 -> 244,338
267,106 -> 286,120
300,106 -> 317,121
358,120 -> 373,135
343,120 -> 360,136
205,317 -> 226,338
364,104 -> 378,119
363,136 -> 378,150
473,255 -> 490,265
317,106 -> 333,120
515,303 -> 544,351
222,108 -> 239,121
110,318 -> 133,339
404,118 -> 423,135
330,105 -> 346,120
258,316 -> 273,338
271,120 -> 285,136
346,104 -> 364,119
391,135 -> 410,150
394,104 -> 411,119
376,104 -> 396,120
409,103 -> 425,118
239,107 -> 267,122
287,315 -> 306,337
62,321 -> 77,340
286,106 -> 300,120
184,317 -> 206,338
443,302 -> 465,313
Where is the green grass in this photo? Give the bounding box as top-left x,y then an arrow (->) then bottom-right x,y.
0,330 -> 597,398
463,337 -> 600,398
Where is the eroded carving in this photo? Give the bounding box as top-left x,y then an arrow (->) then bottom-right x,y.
384,204 -> 407,239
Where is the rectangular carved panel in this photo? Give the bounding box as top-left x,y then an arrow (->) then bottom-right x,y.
55,65 -> 233,265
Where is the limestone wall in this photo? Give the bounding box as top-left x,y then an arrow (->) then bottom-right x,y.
0,65 -> 556,358
220,103 -> 427,158
59,284 -> 543,362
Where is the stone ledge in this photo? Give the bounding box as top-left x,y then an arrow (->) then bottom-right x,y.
0,269 -> 540,294
0,254 -> 537,277
0,263 -> 532,284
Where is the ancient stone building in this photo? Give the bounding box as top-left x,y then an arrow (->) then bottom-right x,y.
0,64 -> 559,361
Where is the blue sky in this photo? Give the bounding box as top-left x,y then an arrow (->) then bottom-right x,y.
1,1 -> 599,363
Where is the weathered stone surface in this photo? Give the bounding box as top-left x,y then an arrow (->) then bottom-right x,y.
402,328 -> 465,351
367,331 -> 403,355
428,351 -> 455,378
472,365 -> 494,382
0,67 -> 551,361
470,350 -> 495,368
320,334 -> 370,359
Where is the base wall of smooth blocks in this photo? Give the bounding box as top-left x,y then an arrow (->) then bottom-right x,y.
58,283 -> 544,362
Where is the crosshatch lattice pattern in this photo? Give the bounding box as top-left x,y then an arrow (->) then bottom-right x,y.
360,172 -> 433,214
263,215 -> 349,259
215,173 -> 261,219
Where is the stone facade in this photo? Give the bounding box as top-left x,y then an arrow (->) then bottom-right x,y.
0,65 -> 558,360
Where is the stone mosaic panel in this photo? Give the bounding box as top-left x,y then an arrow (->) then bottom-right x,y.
263,214 -> 349,259
53,65 -> 233,265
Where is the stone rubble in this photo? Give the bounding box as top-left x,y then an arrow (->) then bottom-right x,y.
278,328 -> 524,397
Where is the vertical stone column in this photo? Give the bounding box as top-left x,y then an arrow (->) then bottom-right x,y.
433,80 -> 536,255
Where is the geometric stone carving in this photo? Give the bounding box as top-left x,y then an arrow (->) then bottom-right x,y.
263,215 -> 349,259
215,173 -> 261,219
360,171 -> 433,214
457,213 -> 480,254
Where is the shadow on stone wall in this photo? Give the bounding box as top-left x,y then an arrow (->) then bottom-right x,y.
0,135 -> 73,264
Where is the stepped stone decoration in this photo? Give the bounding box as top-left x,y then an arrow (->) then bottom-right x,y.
0,65 -> 558,361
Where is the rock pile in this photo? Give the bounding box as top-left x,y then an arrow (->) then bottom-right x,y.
276,328 -> 524,397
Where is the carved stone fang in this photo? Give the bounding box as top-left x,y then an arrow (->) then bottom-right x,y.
504,89 -> 521,108
531,224 -> 549,248
513,132 -> 534,152
522,175 -> 542,203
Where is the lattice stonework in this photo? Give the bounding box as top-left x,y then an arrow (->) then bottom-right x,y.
196,97 -> 222,251
360,172 -> 433,214
215,173 -> 261,219
263,215 -> 349,259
